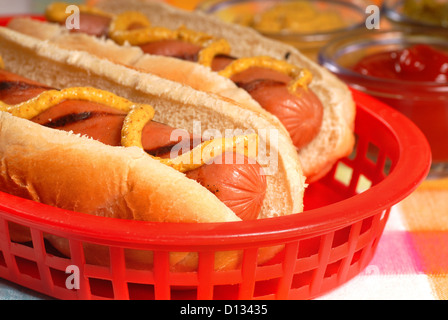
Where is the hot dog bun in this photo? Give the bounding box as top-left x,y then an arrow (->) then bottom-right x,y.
6,17 -> 264,113
7,0 -> 355,182
0,26 -> 305,270
6,18 -> 291,139
0,111 -> 241,223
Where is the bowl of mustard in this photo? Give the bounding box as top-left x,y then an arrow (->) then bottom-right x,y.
383,0 -> 448,29
196,0 -> 371,61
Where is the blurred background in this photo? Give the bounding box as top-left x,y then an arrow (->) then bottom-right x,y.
0,0 -> 83,14
0,0 -> 382,13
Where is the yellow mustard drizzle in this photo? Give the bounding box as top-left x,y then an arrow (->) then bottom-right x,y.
197,38 -> 232,68
0,83 -> 257,173
0,87 -> 134,119
108,11 -> 151,31
110,26 -> 179,46
103,9 -> 314,91
121,102 -> 155,149
106,11 -> 314,92
107,11 -> 232,66
176,25 -> 214,46
45,1 -> 112,23
162,133 -> 258,173
108,11 -> 178,45
218,56 -> 313,94
109,11 -> 208,45
0,87 -> 154,150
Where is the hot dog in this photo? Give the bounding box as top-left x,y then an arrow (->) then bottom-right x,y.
103,18 -> 325,150
52,4 -> 325,161
0,66 -> 267,221
0,27 -> 306,270
6,0 -> 356,183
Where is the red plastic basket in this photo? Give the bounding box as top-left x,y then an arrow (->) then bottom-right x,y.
0,87 -> 431,300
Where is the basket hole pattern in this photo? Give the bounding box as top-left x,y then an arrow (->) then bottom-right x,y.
89,278 -> 114,299
367,142 -> 380,165
0,222 -> 91,299
0,216 -> 385,300
0,251 -> 6,268
331,130 -> 396,199
0,209 -> 391,300
294,211 -> 387,298
335,162 -> 353,187
383,157 -> 393,176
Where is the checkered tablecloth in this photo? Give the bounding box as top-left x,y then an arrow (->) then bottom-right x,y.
319,177 -> 448,300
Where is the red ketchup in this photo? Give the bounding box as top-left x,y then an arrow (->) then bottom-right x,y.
352,44 -> 448,163
353,44 -> 448,82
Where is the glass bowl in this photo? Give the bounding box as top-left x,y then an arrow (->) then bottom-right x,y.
318,28 -> 448,178
383,0 -> 448,29
196,0 -> 371,61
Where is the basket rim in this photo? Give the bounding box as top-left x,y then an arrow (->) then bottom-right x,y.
0,88 -> 431,250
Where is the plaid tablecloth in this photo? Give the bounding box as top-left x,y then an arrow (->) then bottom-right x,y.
319,177 -> 448,300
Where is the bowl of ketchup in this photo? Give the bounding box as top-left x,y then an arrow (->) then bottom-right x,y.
318,28 -> 448,178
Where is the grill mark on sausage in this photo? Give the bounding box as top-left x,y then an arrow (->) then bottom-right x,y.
234,79 -> 286,93
171,52 -> 199,62
41,111 -> 200,157
146,137 -> 202,158
0,80 -> 201,158
146,143 -> 180,157
0,81 -> 53,94
42,111 -> 123,128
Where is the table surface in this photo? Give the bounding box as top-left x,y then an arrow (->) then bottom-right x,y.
0,0 -> 447,300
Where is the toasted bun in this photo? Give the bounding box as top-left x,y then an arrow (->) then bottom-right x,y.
0,112 -> 239,223
0,111 -> 242,270
0,26 -> 306,270
7,17 -> 290,139
6,18 -> 263,114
